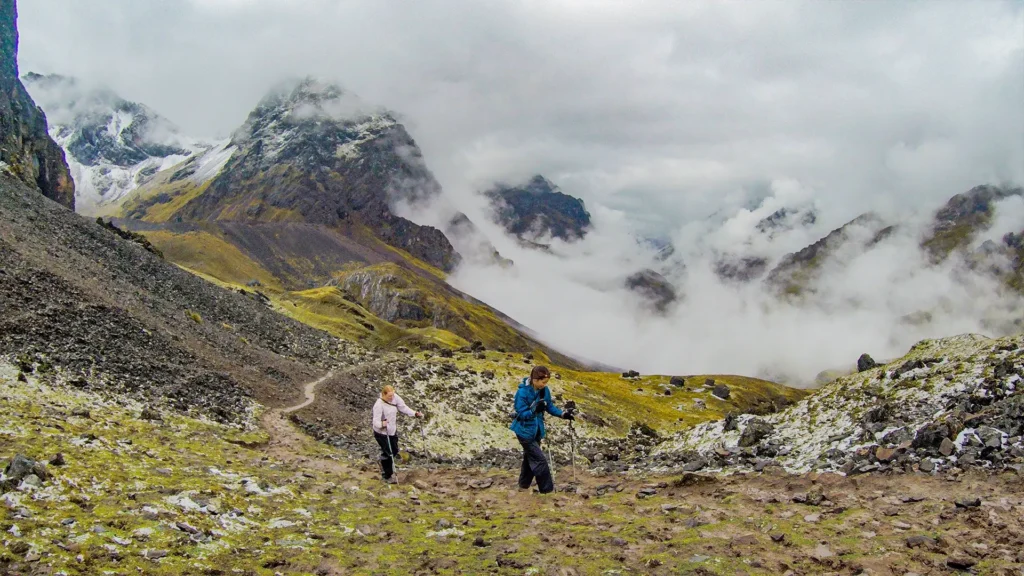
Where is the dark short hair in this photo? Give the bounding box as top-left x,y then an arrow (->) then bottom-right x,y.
530,365 -> 551,382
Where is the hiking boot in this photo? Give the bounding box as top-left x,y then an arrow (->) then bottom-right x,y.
383,476 -> 396,484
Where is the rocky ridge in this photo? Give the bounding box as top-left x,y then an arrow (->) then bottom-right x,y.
0,1 -> 74,208
155,77 -> 460,272
655,333 -> 1024,477
0,171 -> 356,423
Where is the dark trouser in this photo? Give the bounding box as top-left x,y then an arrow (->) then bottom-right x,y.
374,432 -> 399,478
518,436 -> 554,493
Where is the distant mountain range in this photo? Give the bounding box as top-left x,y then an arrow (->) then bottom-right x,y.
24,69 -> 1024,340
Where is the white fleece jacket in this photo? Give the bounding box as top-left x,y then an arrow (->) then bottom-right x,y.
371,393 -> 416,435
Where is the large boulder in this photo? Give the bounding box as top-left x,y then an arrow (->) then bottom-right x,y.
739,419 -> 774,447
857,353 -> 878,372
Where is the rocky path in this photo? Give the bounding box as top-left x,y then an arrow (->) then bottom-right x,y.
281,370 -> 335,414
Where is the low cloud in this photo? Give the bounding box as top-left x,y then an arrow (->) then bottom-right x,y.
17,0 -> 1024,383
443,183 -> 1022,385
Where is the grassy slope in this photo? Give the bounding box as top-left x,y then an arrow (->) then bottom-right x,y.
136,228 -> 808,435
4,365 -> 1019,576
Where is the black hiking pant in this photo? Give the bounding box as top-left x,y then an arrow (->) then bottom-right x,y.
374,432 -> 399,479
517,436 -> 554,493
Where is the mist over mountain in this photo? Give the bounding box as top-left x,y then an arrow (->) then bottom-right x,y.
17,0 -> 1024,384
23,72 -> 206,214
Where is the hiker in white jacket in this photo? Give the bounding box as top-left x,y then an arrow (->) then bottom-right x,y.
371,385 -> 423,482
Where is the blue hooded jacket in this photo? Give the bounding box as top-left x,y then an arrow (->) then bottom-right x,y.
510,377 -> 564,441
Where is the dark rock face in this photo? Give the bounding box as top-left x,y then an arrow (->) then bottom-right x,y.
756,207 -> 817,236
738,419 -> 774,447
857,353 -> 878,372
485,175 -> 591,242
0,2 -> 74,209
445,211 -> 511,267
170,78 -> 459,272
624,269 -> 678,313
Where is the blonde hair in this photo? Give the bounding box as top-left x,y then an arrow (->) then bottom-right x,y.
381,385 -> 395,396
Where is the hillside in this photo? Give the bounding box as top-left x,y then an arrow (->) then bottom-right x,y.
4,360 -> 1023,575
1,169 -> 811,471
657,332 -> 1024,476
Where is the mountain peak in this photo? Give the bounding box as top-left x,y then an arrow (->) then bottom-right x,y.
246,76 -> 387,129
485,175 -> 591,242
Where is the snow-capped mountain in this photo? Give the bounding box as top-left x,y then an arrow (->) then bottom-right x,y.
22,73 -> 208,215
120,76 -> 461,272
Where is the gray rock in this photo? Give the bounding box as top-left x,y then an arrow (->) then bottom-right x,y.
142,549 -> 168,560
857,353 -> 878,372
436,519 -> 452,530
20,474 -> 42,489
919,459 -> 935,472
954,497 -> 981,509
977,427 -> 1004,449
711,384 -> 731,400
946,556 -> 977,570
610,537 -> 627,546
939,438 -> 955,456
4,454 -> 36,482
906,535 -> 936,548
739,419 -> 774,447
682,459 -> 707,472
670,376 -> 686,387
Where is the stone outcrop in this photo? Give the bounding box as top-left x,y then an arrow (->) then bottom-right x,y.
0,0 -> 74,208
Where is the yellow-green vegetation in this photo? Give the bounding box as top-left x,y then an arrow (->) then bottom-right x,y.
4,366 -> 1017,575
333,262 -> 553,355
118,177 -> 213,223
185,310 -> 202,324
278,287 -> 408,347
388,351 -> 809,450
922,216 -> 992,264
549,370 -> 806,435
142,230 -> 284,292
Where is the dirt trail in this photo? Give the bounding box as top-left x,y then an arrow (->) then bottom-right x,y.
281,370 -> 335,414
258,365 -> 603,491
260,368 -> 363,479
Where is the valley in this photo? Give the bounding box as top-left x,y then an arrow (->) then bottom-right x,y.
3,1 -> 1024,573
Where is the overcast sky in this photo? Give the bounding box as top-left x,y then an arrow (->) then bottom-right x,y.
18,0 -> 1024,234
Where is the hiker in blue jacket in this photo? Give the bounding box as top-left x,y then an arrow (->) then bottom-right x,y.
510,365 -> 576,493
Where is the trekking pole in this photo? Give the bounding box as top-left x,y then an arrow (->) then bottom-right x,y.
569,420 -> 577,484
420,418 -> 431,462
386,432 -> 399,485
